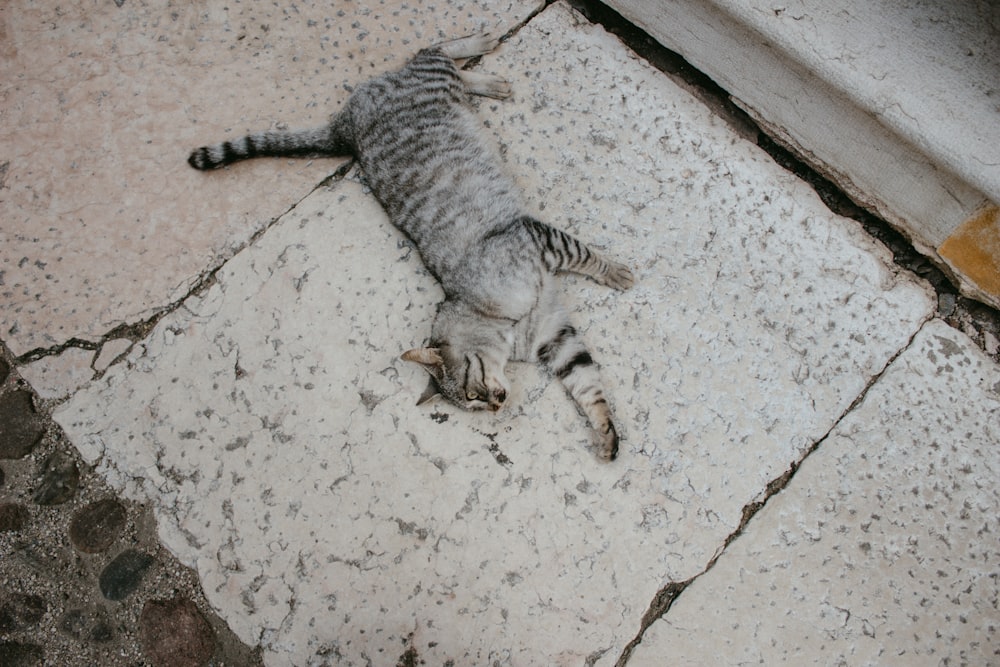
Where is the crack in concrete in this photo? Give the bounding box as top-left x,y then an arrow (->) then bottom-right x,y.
13,159 -> 356,374
614,316 -> 933,664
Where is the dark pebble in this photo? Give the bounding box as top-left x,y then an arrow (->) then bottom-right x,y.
0,503 -> 29,532
99,549 -> 154,601
58,606 -> 114,642
0,593 -> 46,632
0,464 -> 5,487
0,390 -> 45,459
139,596 -> 216,667
938,292 -> 958,317
0,641 -> 44,667
69,498 -> 127,553
32,452 -> 80,505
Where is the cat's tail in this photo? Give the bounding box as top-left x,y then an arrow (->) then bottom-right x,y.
188,113 -> 354,170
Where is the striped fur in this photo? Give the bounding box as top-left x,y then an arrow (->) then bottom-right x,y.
188,33 -> 634,460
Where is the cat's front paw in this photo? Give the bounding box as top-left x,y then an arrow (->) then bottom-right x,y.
601,261 -> 636,291
598,422 -> 620,462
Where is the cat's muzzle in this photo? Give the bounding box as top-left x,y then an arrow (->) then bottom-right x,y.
487,389 -> 507,411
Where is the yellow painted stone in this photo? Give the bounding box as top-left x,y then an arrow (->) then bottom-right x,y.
939,204 -> 1000,303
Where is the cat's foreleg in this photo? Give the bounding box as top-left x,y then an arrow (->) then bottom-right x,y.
533,321 -> 620,461
523,218 -> 635,290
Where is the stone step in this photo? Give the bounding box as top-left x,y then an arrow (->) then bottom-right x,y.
606,0 -> 1000,308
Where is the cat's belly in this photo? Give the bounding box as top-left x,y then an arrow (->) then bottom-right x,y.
440,265 -> 547,323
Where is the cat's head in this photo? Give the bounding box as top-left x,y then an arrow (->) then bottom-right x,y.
401,345 -> 510,412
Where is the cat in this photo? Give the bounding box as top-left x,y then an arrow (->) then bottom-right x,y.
187,33 -> 634,460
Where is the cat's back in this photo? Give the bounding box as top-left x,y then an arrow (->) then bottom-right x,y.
346,48 -> 522,250
349,48 -> 465,139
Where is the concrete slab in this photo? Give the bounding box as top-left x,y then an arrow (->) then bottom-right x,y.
0,0 -> 540,359
628,319 -> 1000,665
52,3 -> 934,665
17,346 -> 95,400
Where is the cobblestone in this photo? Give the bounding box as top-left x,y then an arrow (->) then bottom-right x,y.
0,346 -> 262,666
0,391 -> 45,460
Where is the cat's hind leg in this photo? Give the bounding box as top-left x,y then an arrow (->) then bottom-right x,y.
436,32 -> 503,59
435,32 -> 510,99
458,70 -> 512,99
523,218 -> 636,290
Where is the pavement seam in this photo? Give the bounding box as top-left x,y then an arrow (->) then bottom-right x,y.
614,315 -> 935,665
13,160 -> 356,385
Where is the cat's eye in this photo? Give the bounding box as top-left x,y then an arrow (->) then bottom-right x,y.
466,391 -> 479,401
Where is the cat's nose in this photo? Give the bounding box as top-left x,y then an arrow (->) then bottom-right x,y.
488,389 -> 507,411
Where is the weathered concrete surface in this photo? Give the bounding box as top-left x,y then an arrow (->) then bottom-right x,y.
628,319 -> 1000,666
0,0 -> 540,359
53,4 -> 936,665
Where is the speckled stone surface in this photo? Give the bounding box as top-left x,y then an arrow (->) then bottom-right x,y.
628,319 -> 1000,666
0,0 -> 540,359
53,4 -> 936,665
18,347 -> 95,400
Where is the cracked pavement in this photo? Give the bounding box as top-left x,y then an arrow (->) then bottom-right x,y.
2,1 -> 999,665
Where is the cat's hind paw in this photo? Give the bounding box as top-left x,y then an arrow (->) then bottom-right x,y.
437,32 -> 503,59
459,70 -> 512,99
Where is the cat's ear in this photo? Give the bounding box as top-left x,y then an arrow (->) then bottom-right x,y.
401,347 -> 443,366
416,378 -> 440,406
401,347 -> 445,378
402,348 -> 444,406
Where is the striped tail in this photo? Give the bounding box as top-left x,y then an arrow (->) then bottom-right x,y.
535,322 -> 620,461
188,114 -> 354,170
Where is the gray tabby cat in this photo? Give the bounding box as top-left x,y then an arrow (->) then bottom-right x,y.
188,33 -> 634,460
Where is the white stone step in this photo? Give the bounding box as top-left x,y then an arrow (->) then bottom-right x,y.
606,0 -> 1000,308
